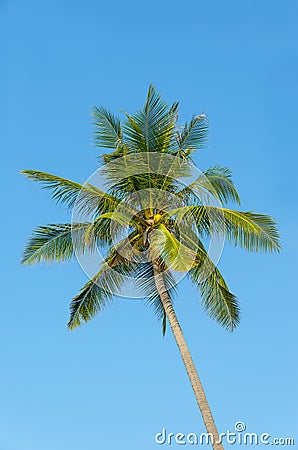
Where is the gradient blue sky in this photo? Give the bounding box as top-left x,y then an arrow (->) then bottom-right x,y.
3,1 -> 298,449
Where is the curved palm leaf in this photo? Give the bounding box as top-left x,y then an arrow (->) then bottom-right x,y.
68,234 -> 141,330
219,208 -> 280,252
22,222 -> 93,265
202,166 -> 240,204
166,205 -> 280,252
21,170 -> 119,216
92,106 -> 123,150
174,113 -> 208,157
190,263 -> 240,332
189,239 -> 240,331
177,165 -> 240,205
67,262 -> 122,330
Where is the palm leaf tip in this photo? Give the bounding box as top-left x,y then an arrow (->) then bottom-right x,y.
176,113 -> 209,156
21,222 -> 94,266
123,84 -> 173,154
180,205 -> 281,253
18,170 -> 83,209
202,281 -> 240,332
92,106 -> 122,150
19,169 -> 120,217
67,243 -> 134,330
67,280 -> 106,330
203,165 -> 241,205
222,210 -> 281,253
21,224 -> 74,265
20,169 -> 41,181
189,246 -> 240,332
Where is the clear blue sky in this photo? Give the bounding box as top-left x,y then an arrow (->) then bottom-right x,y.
3,1 -> 298,449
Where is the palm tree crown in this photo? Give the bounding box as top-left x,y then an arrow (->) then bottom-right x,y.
21,85 -> 280,333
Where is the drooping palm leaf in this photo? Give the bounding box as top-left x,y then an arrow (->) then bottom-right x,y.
22,222 -> 93,265
177,165 -> 240,205
166,205 -> 280,252
21,170 -> 119,216
202,166 -> 240,204
67,263 -> 121,330
190,264 -> 240,332
68,234 -> 141,329
219,208 -> 280,252
189,239 -> 240,331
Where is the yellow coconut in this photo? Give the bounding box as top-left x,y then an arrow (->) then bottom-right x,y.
153,214 -> 162,224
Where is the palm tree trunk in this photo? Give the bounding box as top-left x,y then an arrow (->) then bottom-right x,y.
152,260 -> 224,450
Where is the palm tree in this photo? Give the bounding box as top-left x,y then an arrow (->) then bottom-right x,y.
21,85 -> 280,450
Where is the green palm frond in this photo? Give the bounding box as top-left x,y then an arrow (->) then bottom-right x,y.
123,113 -> 147,153
22,222 -> 93,265
189,241 -> 240,331
190,265 -> 240,332
177,165 -> 240,205
68,235 -> 141,330
175,113 -> 208,157
21,170 -> 119,215
67,263 -> 121,330
123,84 -> 174,154
156,101 -> 179,154
203,166 -> 240,204
219,208 -> 280,252
166,205 -> 280,252
93,106 -> 123,150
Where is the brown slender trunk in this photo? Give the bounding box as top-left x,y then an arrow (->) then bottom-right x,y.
152,260 -> 224,450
